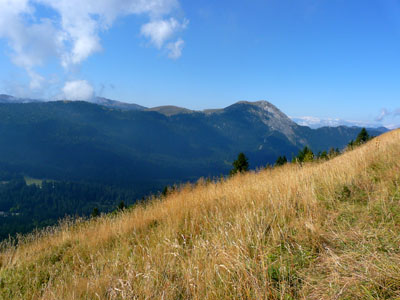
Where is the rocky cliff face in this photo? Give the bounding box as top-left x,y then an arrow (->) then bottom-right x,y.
231,100 -> 299,143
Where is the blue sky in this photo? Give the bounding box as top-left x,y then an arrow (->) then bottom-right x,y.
0,0 -> 399,127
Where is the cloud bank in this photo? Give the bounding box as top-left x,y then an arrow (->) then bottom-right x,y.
375,108 -> 400,122
141,18 -> 188,49
62,80 -> 94,100
0,0 -> 187,98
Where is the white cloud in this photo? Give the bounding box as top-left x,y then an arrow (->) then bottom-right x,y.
0,0 -> 60,89
166,38 -> 184,59
35,0 -> 186,66
385,124 -> 400,130
27,70 -> 45,89
375,108 -> 390,122
141,18 -> 187,49
375,108 -> 400,122
0,0 -> 187,93
62,80 -> 94,100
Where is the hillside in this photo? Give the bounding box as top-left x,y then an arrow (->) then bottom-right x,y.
0,100 -> 387,242
0,129 -> 399,299
0,100 -> 386,187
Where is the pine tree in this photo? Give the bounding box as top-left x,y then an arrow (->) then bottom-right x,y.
91,207 -> 99,218
275,156 -> 287,166
303,150 -> 314,162
162,186 -> 169,197
355,128 -> 370,145
118,200 -> 126,211
296,146 -> 314,163
230,152 -> 249,175
320,150 -> 328,160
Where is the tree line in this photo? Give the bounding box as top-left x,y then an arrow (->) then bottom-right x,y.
231,128 -> 373,173
0,178 -> 139,240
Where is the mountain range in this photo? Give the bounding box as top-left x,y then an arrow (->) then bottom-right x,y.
2,93 -> 392,128
0,95 -> 387,192
290,116 -> 394,129
0,94 -> 389,239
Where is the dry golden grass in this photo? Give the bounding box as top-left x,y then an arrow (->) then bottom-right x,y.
1,129 -> 400,299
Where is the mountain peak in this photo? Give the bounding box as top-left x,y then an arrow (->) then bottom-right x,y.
230,100 -> 292,122
222,100 -> 300,144
235,100 -> 281,114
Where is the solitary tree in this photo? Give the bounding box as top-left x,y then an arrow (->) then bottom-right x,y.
296,146 -> 314,163
303,150 -> 314,162
355,128 -> 370,145
230,152 -> 249,175
162,186 -> 169,197
275,155 -> 288,166
118,200 -> 126,211
319,150 -> 328,160
91,207 -> 100,218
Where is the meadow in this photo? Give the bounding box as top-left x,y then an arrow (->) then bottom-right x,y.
0,129 -> 399,299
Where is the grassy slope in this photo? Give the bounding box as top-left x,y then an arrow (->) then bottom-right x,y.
0,130 -> 400,299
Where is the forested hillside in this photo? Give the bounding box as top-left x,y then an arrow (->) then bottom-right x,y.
0,178 -> 137,240
0,129 -> 398,299
0,100 -> 387,240
0,100 -> 386,185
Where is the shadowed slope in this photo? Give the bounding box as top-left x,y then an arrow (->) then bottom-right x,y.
0,101 -> 386,188
0,130 -> 399,299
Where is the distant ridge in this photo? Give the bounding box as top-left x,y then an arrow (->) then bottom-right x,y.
90,97 -> 147,111
291,115 -> 390,130
0,98 -> 387,189
146,105 -> 193,116
0,94 -> 42,104
0,94 -> 393,131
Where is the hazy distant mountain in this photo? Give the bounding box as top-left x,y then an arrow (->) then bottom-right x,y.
384,124 -> 400,130
291,116 -> 387,130
0,94 -> 42,104
0,94 -> 147,110
0,99 -> 387,192
90,97 -> 147,111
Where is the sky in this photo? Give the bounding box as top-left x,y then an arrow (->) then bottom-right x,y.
0,0 -> 399,127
